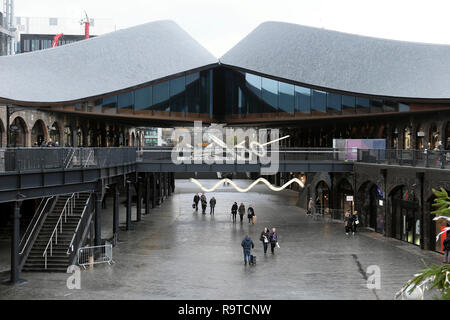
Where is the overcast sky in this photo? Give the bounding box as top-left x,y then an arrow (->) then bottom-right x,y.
14,0 -> 450,57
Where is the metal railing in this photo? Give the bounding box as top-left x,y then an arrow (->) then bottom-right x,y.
19,196 -> 54,256
0,147 -> 136,172
67,194 -> 93,261
77,243 -> 113,269
138,147 -> 349,163
356,148 -> 450,169
43,193 -> 78,269
1,147 -> 449,173
324,209 -> 346,222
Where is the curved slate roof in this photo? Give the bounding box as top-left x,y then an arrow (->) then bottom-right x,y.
220,21 -> 450,100
0,20 -> 217,104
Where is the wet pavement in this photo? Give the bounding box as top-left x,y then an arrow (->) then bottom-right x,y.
0,179 -> 443,300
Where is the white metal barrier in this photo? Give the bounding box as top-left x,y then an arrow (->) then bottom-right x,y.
77,243 -> 114,269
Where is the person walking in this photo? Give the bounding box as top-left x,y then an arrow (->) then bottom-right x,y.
231,202 -> 238,222
193,193 -> 200,212
201,195 -> 207,214
344,210 -> 352,236
248,204 -> 255,224
307,197 -> 314,217
443,236 -> 450,264
209,196 -> 216,215
241,234 -> 254,265
351,210 -> 359,235
238,202 -> 246,223
269,228 -> 278,254
260,227 -> 270,254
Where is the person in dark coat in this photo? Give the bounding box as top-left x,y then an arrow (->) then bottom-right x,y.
238,203 -> 245,223
269,228 -> 278,254
201,195 -> 207,214
444,236 -> 450,264
260,227 -> 270,254
193,193 -> 200,212
231,202 -> 238,222
248,205 -> 255,224
209,196 -> 216,215
351,210 -> 359,235
241,234 -> 254,265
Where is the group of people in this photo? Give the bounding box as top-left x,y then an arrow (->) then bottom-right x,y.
306,197 -> 322,220
34,138 -> 58,147
241,227 -> 279,265
193,193 -> 216,215
344,209 -> 359,236
231,202 -> 255,223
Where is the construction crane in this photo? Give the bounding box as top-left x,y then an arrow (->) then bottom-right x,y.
51,11 -> 90,48
80,11 -> 90,39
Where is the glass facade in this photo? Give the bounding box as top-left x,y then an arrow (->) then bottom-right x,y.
61,67 -> 412,121
80,70 -> 213,119
224,69 -> 410,119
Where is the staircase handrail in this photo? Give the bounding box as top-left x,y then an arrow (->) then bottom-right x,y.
42,193 -> 78,269
67,193 -> 92,256
83,149 -> 94,168
64,148 -> 76,168
19,196 -> 54,255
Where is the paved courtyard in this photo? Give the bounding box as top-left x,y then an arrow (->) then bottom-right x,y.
0,179 -> 443,300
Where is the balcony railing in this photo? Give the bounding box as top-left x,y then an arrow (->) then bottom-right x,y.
0,147 -> 136,172
356,148 -> 450,169
0,147 -> 448,173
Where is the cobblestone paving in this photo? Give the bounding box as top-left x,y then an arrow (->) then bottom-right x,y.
0,179 -> 443,300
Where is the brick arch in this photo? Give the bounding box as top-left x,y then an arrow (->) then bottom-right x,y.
336,176 -> 353,191
10,115 -> 29,133
9,116 -> 29,147
31,119 -> 48,146
49,120 -> 63,145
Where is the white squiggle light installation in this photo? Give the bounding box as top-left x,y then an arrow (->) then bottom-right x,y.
208,134 -> 290,159
189,177 -> 304,193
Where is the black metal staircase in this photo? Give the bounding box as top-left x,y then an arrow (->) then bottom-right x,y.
22,193 -> 91,272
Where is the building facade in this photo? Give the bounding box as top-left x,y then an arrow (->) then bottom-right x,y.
0,20 -> 449,254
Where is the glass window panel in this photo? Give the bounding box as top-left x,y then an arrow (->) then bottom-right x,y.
135,86 -> 152,111
245,73 -> 261,114
89,99 -> 102,113
312,90 -> 327,113
342,95 -> 355,113
117,91 -> 134,113
238,87 -> 245,114
153,81 -> 170,111
186,73 -> 200,114
170,76 -> 186,113
356,97 -> 370,113
200,70 -> 213,116
295,86 -> 311,114
399,103 -> 410,112
261,77 -> 278,113
279,82 -> 294,115
370,99 -> 383,113
102,95 -> 117,114
327,93 -> 342,113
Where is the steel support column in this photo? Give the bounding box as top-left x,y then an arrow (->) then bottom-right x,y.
136,181 -> 142,222
113,184 -> 120,246
152,173 -> 156,208
126,181 -> 132,230
145,174 -> 151,215
8,201 -> 23,284
95,192 -> 102,247
167,173 -> 172,196
158,172 -> 162,204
